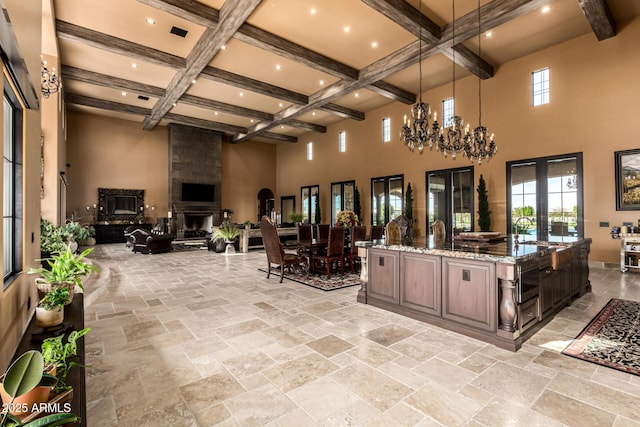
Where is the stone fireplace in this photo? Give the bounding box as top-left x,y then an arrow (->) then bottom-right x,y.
168,124 -> 222,240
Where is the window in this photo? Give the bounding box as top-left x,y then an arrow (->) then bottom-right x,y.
442,97 -> 454,127
507,153 -> 583,241
382,117 -> 391,142
338,131 -> 346,152
3,82 -> 23,286
371,175 -> 403,226
301,185 -> 319,224
532,67 -> 550,106
426,167 -> 474,237
331,180 -> 355,224
306,141 -> 313,160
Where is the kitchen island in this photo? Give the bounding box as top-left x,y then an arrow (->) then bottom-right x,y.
356,236 -> 591,351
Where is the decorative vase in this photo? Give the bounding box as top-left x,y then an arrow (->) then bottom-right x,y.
35,279 -> 75,304
35,306 -> 64,328
224,240 -> 236,254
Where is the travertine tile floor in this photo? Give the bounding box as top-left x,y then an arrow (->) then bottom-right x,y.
84,244 -> 640,426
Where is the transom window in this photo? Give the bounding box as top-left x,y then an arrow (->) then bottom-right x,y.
382,117 -> 391,142
306,141 -> 313,160
532,67 -> 550,106
442,97 -> 454,127
338,131 -> 346,152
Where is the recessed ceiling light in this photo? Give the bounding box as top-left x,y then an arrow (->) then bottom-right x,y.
278,102 -> 283,107
145,18 -> 155,25
484,31 -> 493,38
310,8 -> 317,15
250,119 -> 254,123
371,41 -> 378,48
319,80 -> 325,86
172,102 -> 177,107
239,92 -> 244,97
191,79 -> 196,84
312,112 -> 316,116
343,26 -> 350,33
541,5 -> 550,13
221,45 -> 226,50
214,112 -> 218,115
131,63 -> 138,69
121,91 -> 127,96
354,92 -> 359,98
275,64 -> 281,71
280,125 -> 284,129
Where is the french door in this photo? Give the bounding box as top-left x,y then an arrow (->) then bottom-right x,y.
426,167 -> 474,238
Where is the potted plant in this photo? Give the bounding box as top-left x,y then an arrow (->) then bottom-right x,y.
28,246 -> 98,301
243,220 -> 252,230
62,221 -> 95,246
35,288 -> 70,328
289,212 -> 303,225
0,350 -> 79,425
39,219 -> 66,259
41,328 -> 90,394
212,221 -> 241,254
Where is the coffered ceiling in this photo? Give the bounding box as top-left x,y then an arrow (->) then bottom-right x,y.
50,0 -> 639,143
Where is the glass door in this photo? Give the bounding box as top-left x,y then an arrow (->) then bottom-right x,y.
510,162 -> 537,237
547,158 -> 578,239
371,175 -> 404,226
426,167 -> 474,237
331,180 -> 355,224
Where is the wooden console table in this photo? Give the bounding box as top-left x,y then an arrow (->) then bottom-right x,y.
240,227 -> 298,253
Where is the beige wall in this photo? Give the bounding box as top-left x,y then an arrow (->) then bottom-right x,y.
221,140 -> 277,224
277,16 -> 640,265
66,111 -> 169,224
0,1 -> 43,371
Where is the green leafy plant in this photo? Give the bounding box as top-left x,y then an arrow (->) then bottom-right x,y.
39,219 -> 67,255
28,246 -> 98,293
0,350 -> 80,426
243,220 -> 252,228
477,174 -> 492,232
41,329 -> 90,394
61,222 -> 94,243
38,288 -> 70,310
212,221 -> 240,242
405,182 -> 414,221
289,212 -> 303,223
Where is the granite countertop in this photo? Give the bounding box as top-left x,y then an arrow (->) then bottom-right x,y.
357,235 -> 591,264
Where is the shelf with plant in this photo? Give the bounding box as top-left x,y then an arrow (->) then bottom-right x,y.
35,288 -> 71,328
28,246 -> 98,300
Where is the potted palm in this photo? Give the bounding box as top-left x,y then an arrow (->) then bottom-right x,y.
28,246 -> 98,301
212,221 -> 241,254
35,288 -> 70,328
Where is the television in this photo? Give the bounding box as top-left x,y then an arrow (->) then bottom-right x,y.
182,183 -> 215,202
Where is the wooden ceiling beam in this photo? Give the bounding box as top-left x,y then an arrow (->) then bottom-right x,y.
368,80 -> 416,104
319,104 -> 366,121
65,92 -> 151,116
179,94 -> 273,121
576,0 -> 616,41
137,0 -> 412,104
234,0 -> 552,142
55,20 -> 185,70
287,120 -> 327,134
440,44 -> 494,80
61,65 -> 166,98
65,92 -> 296,142
142,0 -> 262,130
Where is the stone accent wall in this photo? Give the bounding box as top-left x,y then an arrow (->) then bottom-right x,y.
168,124 -> 223,236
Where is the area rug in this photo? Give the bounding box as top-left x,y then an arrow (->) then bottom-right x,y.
258,267 -> 360,291
562,298 -> 640,376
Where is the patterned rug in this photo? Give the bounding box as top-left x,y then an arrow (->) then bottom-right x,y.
258,267 -> 360,291
562,298 -> 640,376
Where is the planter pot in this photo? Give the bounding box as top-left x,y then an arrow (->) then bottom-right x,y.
224,240 -> 236,254
79,237 -> 96,246
0,382 -> 52,415
35,306 -> 64,328
35,279 -> 75,304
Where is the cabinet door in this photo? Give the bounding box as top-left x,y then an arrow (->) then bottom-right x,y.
540,267 -> 556,314
368,249 -> 399,304
442,257 -> 496,331
400,252 -> 441,316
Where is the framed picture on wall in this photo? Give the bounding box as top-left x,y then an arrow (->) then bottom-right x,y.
615,149 -> 640,210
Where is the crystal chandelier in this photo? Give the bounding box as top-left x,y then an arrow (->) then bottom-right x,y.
400,1 -> 440,153
463,0 -> 497,164
41,57 -> 62,98
434,0 -> 466,160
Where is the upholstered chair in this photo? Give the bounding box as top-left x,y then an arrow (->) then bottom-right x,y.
311,226 -> 345,279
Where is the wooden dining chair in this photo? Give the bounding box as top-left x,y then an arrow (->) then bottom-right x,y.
297,224 -> 312,243
370,225 -> 384,241
311,226 -> 345,279
315,224 -> 329,241
345,225 -> 367,273
260,216 -> 307,283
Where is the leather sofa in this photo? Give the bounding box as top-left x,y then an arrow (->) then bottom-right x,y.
130,228 -> 173,254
